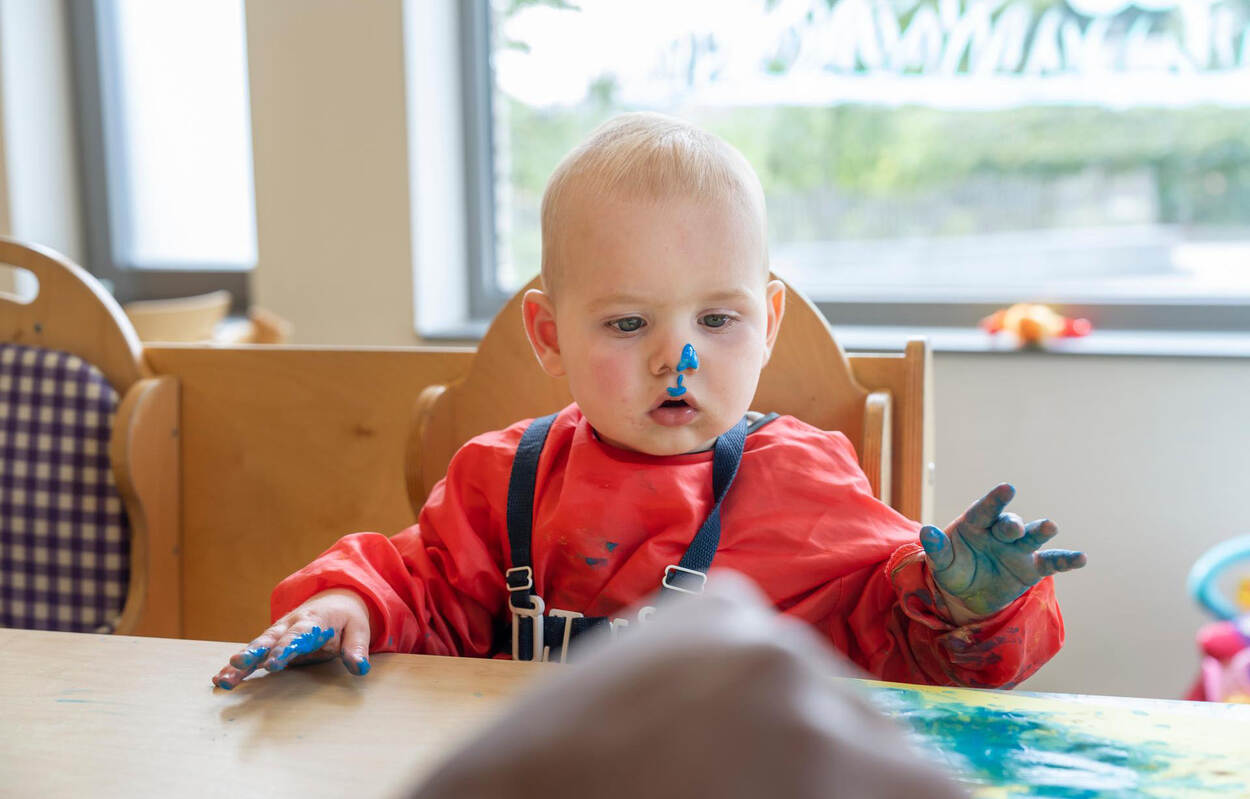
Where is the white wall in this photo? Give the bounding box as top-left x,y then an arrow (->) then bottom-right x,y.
0,0 -> 84,265
244,0 -> 418,345
934,352 -> 1250,698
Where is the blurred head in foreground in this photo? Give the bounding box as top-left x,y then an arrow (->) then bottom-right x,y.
411,571 -> 967,799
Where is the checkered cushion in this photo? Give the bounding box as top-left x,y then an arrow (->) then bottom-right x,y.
0,343 -> 130,633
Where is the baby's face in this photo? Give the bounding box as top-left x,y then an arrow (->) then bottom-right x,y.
528,191 -> 784,456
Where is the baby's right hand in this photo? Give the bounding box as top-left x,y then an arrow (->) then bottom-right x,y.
212,588 -> 373,690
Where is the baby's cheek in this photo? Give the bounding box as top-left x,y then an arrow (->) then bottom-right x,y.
585,352 -> 632,391
580,352 -> 639,411
718,345 -> 764,397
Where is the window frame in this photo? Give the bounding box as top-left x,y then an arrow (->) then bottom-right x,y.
66,0 -> 250,308
461,0 -> 511,322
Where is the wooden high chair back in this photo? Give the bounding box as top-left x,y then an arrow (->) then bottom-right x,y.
408,277 -> 933,522
0,238 -> 181,636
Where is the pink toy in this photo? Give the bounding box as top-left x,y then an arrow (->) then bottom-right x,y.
1186,537 -> 1250,703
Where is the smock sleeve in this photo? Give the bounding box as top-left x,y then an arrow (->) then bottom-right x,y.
807,432 -> 1064,688
269,431 -> 518,658
838,541 -> 1063,688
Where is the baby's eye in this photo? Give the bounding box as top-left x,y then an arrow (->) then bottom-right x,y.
701,314 -> 731,328
609,316 -> 646,333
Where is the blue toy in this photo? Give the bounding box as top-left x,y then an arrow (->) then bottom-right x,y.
1186,536 -> 1250,702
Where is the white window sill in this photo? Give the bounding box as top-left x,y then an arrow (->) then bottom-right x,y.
833,326 -> 1250,358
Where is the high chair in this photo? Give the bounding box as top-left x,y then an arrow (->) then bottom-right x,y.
0,238 -> 181,636
407,276 -> 933,522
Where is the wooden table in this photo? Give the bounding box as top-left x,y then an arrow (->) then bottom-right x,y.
6,629 -> 1250,798
1,629 -> 545,798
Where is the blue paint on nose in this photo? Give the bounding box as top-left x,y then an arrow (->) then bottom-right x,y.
676,343 -> 699,372
667,344 -> 698,397
667,374 -> 687,397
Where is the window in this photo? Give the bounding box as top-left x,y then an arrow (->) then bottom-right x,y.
472,0 -> 1250,333
69,0 -> 255,305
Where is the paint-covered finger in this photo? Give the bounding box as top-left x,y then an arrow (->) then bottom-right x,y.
215,623 -> 289,688
227,623 -> 288,671
339,619 -> 372,677
1021,519 -> 1059,550
228,645 -> 272,672
268,624 -> 337,671
961,483 -> 1016,530
1034,549 -> 1088,576
264,624 -> 337,672
212,663 -> 250,691
259,627 -> 301,673
920,525 -> 956,572
989,512 -> 1026,544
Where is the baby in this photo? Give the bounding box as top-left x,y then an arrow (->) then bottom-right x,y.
213,113 -> 1085,690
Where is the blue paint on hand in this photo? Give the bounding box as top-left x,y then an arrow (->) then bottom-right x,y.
214,679 -> 234,691
285,626 -> 335,657
676,343 -> 699,372
356,657 -> 371,676
238,646 -> 269,668
926,486 -> 1087,618
920,525 -> 946,551
919,525 -> 955,573
269,626 -> 335,671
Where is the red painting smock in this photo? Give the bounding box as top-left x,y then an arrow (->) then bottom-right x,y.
272,404 -> 1064,687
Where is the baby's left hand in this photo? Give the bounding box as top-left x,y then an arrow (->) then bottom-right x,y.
919,483 -> 1086,623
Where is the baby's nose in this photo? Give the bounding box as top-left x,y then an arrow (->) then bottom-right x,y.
652,342 -> 699,376
676,344 -> 699,373
655,340 -> 695,372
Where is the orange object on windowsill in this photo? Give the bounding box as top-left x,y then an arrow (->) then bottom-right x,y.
980,303 -> 1092,347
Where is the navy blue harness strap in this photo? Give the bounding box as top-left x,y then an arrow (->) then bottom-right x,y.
666,416 -> 748,592
504,411 -> 778,660
545,615 -> 609,658
504,412 -> 558,609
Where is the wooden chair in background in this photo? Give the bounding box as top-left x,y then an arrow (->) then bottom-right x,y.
124,291 -> 293,345
0,238 -> 181,636
407,276 -> 933,523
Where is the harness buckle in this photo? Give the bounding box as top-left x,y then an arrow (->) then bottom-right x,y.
510,591 -> 546,661
661,564 -> 707,595
505,565 -> 533,593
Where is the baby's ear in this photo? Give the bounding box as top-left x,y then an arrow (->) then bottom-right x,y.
761,280 -> 786,365
522,289 -> 566,377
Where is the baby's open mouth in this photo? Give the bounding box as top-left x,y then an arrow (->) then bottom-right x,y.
651,393 -> 698,410
649,394 -> 699,426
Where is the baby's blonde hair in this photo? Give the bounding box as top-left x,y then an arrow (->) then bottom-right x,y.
540,112 -> 768,297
